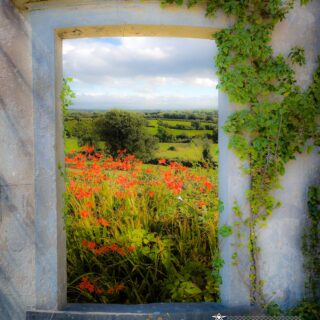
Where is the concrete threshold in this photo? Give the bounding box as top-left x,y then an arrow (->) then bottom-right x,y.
26,303 -> 262,320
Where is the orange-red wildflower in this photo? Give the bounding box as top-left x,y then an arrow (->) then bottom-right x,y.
127,245 -> 136,253
79,276 -> 103,295
80,210 -> 90,218
88,242 -> 96,249
97,218 -> 110,227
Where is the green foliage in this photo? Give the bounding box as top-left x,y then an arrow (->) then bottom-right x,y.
288,46 -> 306,66
218,224 -> 233,238
66,111 -> 218,142
266,302 -> 283,316
61,77 -> 76,114
75,119 -> 99,147
202,138 -> 214,164
218,199 -> 224,213
191,120 -> 201,130
289,300 -> 320,320
61,77 -> 76,137
156,126 -> 176,142
302,186 -> 320,300
266,299 -> 320,319
95,110 -> 159,160
162,0 -> 320,307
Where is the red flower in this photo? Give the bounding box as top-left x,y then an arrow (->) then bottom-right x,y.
85,201 -> 94,208
117,247 -> 126,256
158,159 -> 166,165
127,245 -> 136,253
88,242 -> 96,249
79,276 -> 95,293
110,243 -> 119,252
80,210 -> 90,218
203,180 -> 213,191
97,218 -> 110,227
115,283 -> 125,292
114,191 -> 125,199
148,191 -> 155,198
79,276 -> 102,295
81,145 -> 95,153
196,200 -> 206,209
95,288 -> 103,294
107,287 -> 114,294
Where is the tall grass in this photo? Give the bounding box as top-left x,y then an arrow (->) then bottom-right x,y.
64,147 -> 220,303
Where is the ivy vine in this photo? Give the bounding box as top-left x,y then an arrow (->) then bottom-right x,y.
302,186 -> 320,301
162,0 -> 320,307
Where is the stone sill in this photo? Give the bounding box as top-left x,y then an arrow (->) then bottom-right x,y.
26,303 -> 261,319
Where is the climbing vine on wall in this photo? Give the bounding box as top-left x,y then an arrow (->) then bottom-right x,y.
161,0 -> 320,307
302,186 -> 320,301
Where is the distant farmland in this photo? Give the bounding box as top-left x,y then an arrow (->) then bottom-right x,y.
64,109 -> 218,163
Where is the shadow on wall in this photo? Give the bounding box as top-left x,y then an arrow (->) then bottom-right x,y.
0,176 -> 26,320
0,271 -> 24,320
0,0 -> 33,159
0,45 -> 33,158
1,0 -> 27,34
0,177 -> 39,319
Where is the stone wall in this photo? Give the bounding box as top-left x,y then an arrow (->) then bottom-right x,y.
0,0 -> 35,319
0,0 -> 319,319
258,0 -> 320,307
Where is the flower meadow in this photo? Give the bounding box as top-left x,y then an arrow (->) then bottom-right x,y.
64,146 -> 220,303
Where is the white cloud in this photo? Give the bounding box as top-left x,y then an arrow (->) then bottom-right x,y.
194,77 -> 217,87
74,91 -> 217,110
62,42 -> 75,55
63,37 -> 218,110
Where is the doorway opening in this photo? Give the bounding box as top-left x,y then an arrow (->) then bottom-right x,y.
62,36 -> 220,304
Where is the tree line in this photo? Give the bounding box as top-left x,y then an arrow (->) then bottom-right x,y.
64,109 -> 218,161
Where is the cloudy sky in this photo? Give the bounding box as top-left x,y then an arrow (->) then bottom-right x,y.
63,37 -> 218,110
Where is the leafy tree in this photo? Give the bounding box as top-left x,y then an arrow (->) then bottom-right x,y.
191,120 -> 201,130
202,138 -> 213,165
212,125 -> 218,143
61,77 -> 76,137
156,126 -> 175,142
95,110 -> 158,160
75,119 -> 99,147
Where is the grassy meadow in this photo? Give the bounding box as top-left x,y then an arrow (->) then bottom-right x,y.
65,139 -> 218,162
63,109 -> 220,304
156,142 -> 218,162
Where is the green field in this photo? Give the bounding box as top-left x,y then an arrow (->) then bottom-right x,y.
65,138 -> 79,153
65,138 -> 218,163
147,119 -> 213,127
65,138 -> 105,154
146,127 -> 212,136
155,142 -> 218,162
65,111 -> 217,161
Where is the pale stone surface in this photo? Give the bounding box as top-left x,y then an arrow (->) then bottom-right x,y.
218,94 -> 251,306
258,0 -> 320,308
26,303 -> 261,320
0,0 -> 36,319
